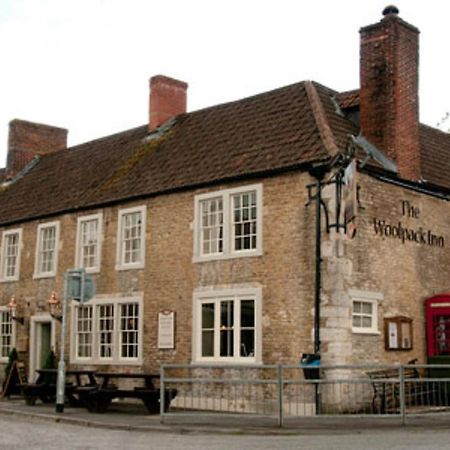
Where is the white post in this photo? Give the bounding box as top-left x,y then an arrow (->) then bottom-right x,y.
55,272 -> 68,413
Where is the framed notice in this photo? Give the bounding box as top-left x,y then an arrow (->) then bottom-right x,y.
158,311 -> 175,349
384,317 -> 413,351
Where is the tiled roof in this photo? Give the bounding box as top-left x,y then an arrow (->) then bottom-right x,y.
0,80 -> 447,226
0,81 -> 357,226
419,124 -> 450,189
335,90 -> 359,109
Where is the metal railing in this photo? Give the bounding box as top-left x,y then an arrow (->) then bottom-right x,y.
160,363 -> 450,426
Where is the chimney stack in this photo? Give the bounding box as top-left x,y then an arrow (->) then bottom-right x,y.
149,75 -> 188,131
7,119 -> 68,178
359,6 -> 421,180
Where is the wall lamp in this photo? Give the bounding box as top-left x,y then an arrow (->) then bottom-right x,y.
47,291 -> 62,322
7,296 -> 25,325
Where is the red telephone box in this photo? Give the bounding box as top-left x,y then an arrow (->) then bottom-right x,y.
425,294 -> 450,360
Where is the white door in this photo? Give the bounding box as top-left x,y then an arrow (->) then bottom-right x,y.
29,316 -> 55,381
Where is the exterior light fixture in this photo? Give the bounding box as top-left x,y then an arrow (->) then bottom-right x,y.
47,291 -> 62,321
7,296 -> 24,325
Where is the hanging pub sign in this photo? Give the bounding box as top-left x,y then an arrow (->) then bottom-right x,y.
158,311 -> 175,349
343,160 -> 357,238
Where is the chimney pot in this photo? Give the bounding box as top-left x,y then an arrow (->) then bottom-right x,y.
382,5 -> 399,16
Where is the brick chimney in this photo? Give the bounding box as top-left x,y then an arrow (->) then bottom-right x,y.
360,6 -> 421,180
7,119 -> 68,178
149,75 -> 188,131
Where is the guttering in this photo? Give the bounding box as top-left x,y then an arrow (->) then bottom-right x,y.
361,166 -> 450,201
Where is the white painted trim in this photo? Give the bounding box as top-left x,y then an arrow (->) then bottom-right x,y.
33,221 -> 60,279
351,297 -> 379,335
0,307 -> 16,362
192,286 -> 262,364
29,315 -> 56,381
193,183 -> 263,262
75,212 -> 103,273
115,205 -> 146,270
0,228 -> 23,282
70,295 -> 143,365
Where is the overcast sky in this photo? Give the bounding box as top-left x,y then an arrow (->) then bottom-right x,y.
1,0 -> 450,167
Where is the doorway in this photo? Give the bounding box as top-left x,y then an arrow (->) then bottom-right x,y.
29,316 -> 55,381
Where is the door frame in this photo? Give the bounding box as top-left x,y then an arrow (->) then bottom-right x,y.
29,315 -> 56,381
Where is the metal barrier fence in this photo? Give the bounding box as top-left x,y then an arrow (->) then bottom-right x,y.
160,363 -> 450,426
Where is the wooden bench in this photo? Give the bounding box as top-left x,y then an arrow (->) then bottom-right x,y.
19,369 -> 97,406
20,382 -> 76,406
86,372 -> 177,414
86,387 -> 177,414
367,366 -> 434,413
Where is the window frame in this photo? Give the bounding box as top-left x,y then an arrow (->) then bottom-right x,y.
192,287 -> 262,364
193,184 -> 263,262
0,228 -> 22,282
75,213 -> 103,273
33,221 -> 60,279
0,307 -> 15,362
116,205 -> 146,270
70,295 -> 143,365
352,298 -> 379,334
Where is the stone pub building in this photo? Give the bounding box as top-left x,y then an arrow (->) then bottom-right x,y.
0,7 -> 448,388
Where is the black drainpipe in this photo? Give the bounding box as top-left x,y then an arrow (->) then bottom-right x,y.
309,165 -> 328,355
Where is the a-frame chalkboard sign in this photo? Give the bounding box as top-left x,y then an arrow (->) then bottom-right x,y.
1,361 -> 27,398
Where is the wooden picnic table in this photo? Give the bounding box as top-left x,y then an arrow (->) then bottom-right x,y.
20,369 -> 97,406
95,371 -> 160,389
86,371 -> 176,414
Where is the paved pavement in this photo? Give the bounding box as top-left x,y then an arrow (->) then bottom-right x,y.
1,396 -> 450,436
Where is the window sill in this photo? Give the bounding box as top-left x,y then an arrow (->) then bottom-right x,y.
0,276 -> 20,283
115,263 -> 145,271
193,249 -> 263,263
192,358 -> 261,366
33,272 -> 57,280
352,329 -> 381,336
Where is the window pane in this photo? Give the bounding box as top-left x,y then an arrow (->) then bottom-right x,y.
0,311 -> 12,358
240,300 -> 254,327
3,233 -> 19,278
39,226 -> 56,273
80,219 -> 98,269
98,304 -> 114,358
362,303 -> 372,315
120,303 -> 139,358
240,330 -> 254,357
121,212 -> 142,264
76,306 -> 92,358
232,191 -> 257,251
200,198 -> 223,255
202,303 -> 214,328
202,330 -> 214,357
220,301 -> 234,357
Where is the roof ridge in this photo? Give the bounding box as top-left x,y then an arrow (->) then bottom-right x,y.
304,80 -> 340,156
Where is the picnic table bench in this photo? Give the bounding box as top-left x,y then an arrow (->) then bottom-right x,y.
20,369 -> 97,406
85,372 -> 177,414
366,365 -> 435,413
